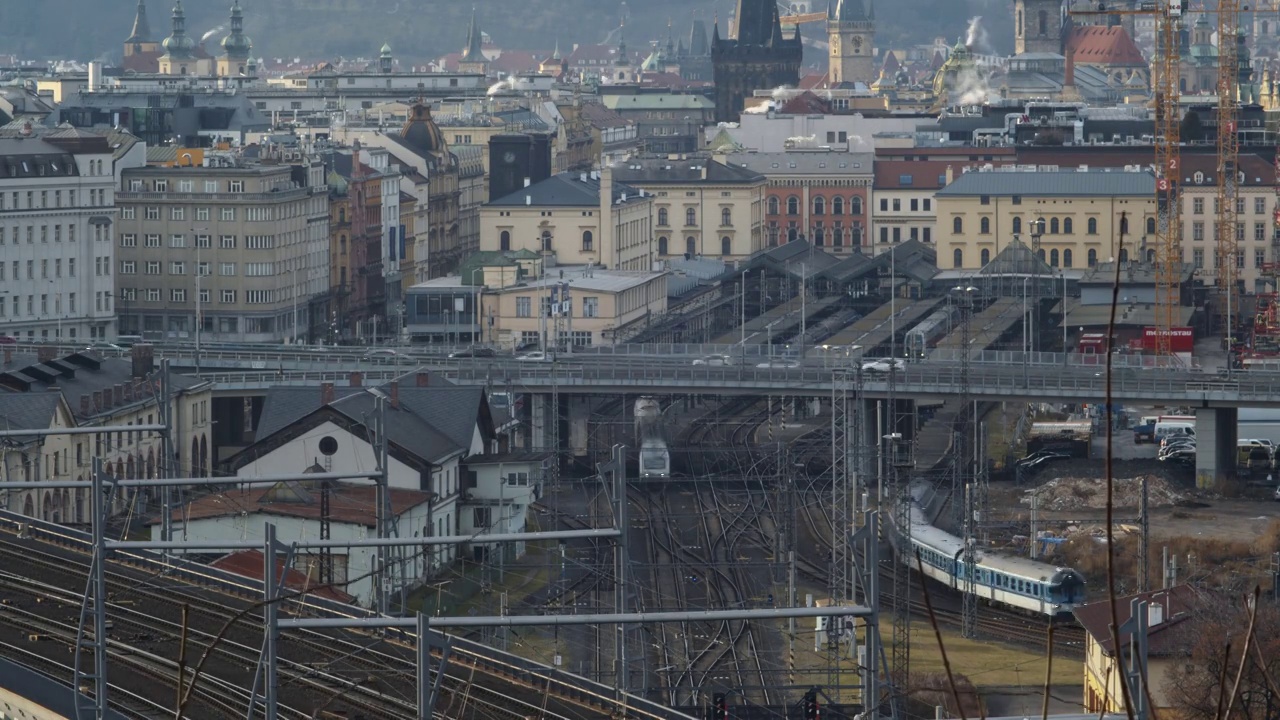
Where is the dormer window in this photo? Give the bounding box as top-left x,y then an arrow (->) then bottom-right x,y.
1194,171 -> 1204,184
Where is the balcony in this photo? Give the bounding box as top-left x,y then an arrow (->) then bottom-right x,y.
117,187 -> 310,203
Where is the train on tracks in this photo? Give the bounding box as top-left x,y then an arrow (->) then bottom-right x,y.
635,397 -> 671,479
902,496 -> 1086,617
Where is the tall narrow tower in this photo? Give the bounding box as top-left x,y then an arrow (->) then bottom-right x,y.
711,0 -> 803,121
458,8 -> 490,75
828,0 -> 875,85
1014,0 -> 1065,55
218,0 -> 253,77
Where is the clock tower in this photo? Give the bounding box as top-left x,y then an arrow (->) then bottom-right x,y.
828,0 -> 875,85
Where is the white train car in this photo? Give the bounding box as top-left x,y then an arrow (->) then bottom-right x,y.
639,439 -> 671,479
904,308 -> 956,359
904,502 -> 1085,617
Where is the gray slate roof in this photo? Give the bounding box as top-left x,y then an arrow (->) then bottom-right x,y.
611,158 -> 765,185
728,151 -> 873,175
487,171 -> 646,207
0,351 -> 203,421
937,170 -> 1155,197
0,392 -> 62,442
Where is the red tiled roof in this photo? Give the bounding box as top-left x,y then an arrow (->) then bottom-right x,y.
1069,26 -> 1147,66
798,72 -> 830,91
875,158 -> 1007,190
151,482 -> 431,528
881,52 -> 902,75
211,550 -> 355,604
778,91 -> 832,115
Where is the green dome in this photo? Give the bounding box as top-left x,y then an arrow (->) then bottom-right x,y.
222,33 -> 252,54
380,42 -> 393,56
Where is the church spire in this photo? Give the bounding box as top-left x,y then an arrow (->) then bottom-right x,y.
461,7 -> 485,63
616,22 -> 630,65
126,0 -> 153,43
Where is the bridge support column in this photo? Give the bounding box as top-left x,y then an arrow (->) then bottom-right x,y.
568,397 -> 590,457
1194,407 -> 1237,490
529,394 -> 550,451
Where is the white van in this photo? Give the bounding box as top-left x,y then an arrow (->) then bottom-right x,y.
1154,421 -> 1194,439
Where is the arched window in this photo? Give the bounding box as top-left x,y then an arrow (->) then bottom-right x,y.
1087,218 -> 1098,235
658,236 -> 669,255
1050,249 -> 1059,267
767,197 -> 779,215
686,236 -> 697,256
1146,248 -> 1155,262
1119,248 -> 1129,262
1088,248 -> 1098,267
813,197 -> 825,215
1017,9 -> 1023,36
980,217 -> 991,234
953,248 -> 963,268
721,237 -> 732,256
1037,248 -> 1046,261
1063,217 -> 1073,234
541,230 -> 553,251
1146,217 -> 1156,235
1063,248 -> 1073,268
339,235 -> 347,254
339,208 -> 346,223
833,197 -> 844,215
953,217 -> 963,234
980,248 -> 991,265
787,196 -> 799,215
500,230 -> 511,251
1013,216 -> 1022,235
582,230 -> 593,251
721,207 -> 732,226
833,228 -> 844,248
1049,218 -> 1060,234
1038,9 -> 1048,34
686,208 -> 697,226
658,207 -> 669,226
814,228 -> 824,246
1120,216 -> 1129,235
788,226 -> 798,242
851,197 -> 863,215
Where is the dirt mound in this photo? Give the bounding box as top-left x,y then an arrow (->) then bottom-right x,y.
1020,474 -> 1184,511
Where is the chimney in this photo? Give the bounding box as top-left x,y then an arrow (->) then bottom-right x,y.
415,372 -> 430,387
389,381 -> 400,410
80,394 -> 91,416
37,346 -> 57,363
113,384 -> 124,407
945,165 -> 954,185
321,381 -> 335,405
349,371 -> 363,387
92,391 -> 103,414
3,349 -> 10,365
124,383 -> 134,402
131,344 -> 155,379
101,388 -> 113,410
1148,602 -> 1164,627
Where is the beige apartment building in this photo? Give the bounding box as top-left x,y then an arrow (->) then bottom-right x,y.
1176,154 -> 1279,292
935,169 -> 1156,271
479,169 -> 656,272
115,158 -> 330,343
611,158 -> 767,260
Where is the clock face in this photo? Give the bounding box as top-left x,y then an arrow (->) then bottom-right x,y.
852,36 -> 862,52
503,151 -> 517,164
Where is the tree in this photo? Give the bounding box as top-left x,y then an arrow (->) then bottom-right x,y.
1163,595 -> 1280,720
1181,111 -> 1205,143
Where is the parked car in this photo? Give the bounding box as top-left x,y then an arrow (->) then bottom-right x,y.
861,358 -> 906,373
516,351 -> 552,362
448,347 -> 497,358
693,354 -> 735,366
0,335 -> 16,345
1132,423 -> 1156,444
83,342 -> 125,353
362,348 -> 404,361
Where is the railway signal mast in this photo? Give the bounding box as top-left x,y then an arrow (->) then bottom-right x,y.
1216,0 -> 1242,340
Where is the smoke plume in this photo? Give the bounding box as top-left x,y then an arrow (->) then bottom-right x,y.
964,16 -> 992,55
200,25 -> 227,46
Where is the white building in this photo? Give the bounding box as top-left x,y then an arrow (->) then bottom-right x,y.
459,453 -> 548,563
0,126 -> 146,341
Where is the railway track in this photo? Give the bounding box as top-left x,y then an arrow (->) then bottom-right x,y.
0,529 -> 660,720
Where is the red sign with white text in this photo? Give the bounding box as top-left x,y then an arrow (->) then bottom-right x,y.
1142,326 -> 1194,352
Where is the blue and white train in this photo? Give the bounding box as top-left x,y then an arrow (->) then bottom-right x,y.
903,500 -> 1086,617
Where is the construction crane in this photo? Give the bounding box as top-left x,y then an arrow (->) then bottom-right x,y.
1216,0 -> 1241,341
1070,0 -> 1183,356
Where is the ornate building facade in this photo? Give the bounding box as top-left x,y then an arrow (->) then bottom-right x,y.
1015,0 -> 1065,55
828,0 -> 876,86
711,0 -> 803,122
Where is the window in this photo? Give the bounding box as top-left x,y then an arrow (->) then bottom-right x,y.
220,262 -> 236,276
474,507 -> 491,528
171,289 -> 187,303
196,234 -> 211,249
1012,217 -> 1022,235
582,230 -> 593,251
199,289 -> 211,304
197,261 -> 210,276
658,236 -> 669,254
980,217 -> 990,234
1256,223 -> 1267,242
685,208 -> 697,226
1193,197 -> 1204,215
228,180 -> 244,193
980,195 -> 990,206
1049,218 -> 1059,234
658,208 -> 669,226
1063,248 -> 1073,268
246,235 -> 275,249
953,248 -> 963,268
850,197 -> 862,215
813,197 -> 825,216
1088,248 -> 1098,267
120,233 -> 137,247
880,227 -> 889,244
952,217 -> 963,234
1256,249 -> 1266,268
1193,248 -> 1204,268
245,262 -> 275,276
922,198 -> 930,212
220,207 -> 236,221
788,197 -> 800,215
980,248 -> 990,265
1256,197 -> 1267,215
68,258 -> 75,277
1146,217 -> 1156,235
832,197 -> 844,215
721,207 -> 732,226
196,207 -> 210,221
1193,222 -> 1204,241
170,261 -> 186,275
1237,198 -> 1246,214
516,297 -> 532,317
721,236 -> 732,256
221,289 -> 237,303
145,206 -> 159,220
145,234 -> 161,248
1085,217 -> 1098,235
120,260 -> 136,274
1063,217 -> 1073,234
145,261 -> 161,275
170,207 -> 185,221
1237,251 -> 1245,269
153,180 -> 167,192
892,198 -> 901,211
499,230 -> 510,251
170,234 -> 185,248
541,231 -> 553,251
686,237 -> 696,256
244,207 -> 272,222
146,288 -> 160,302
910,199 -> 919,212
245,290 -> 274,304
582,297 -> 599,317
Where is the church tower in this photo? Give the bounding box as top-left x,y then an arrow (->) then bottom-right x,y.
1015,0 -> 1065,55
158,2 -> 198,76
828,0 -> 875,85
458,8 -> 490,75
123,1 -> 157,60
711,0 -> 803,122
217,1 -> 253,77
